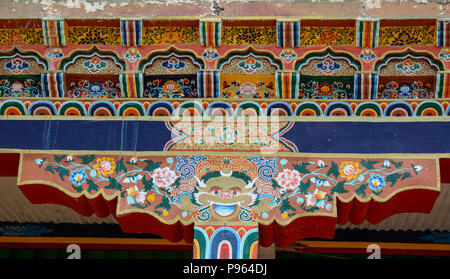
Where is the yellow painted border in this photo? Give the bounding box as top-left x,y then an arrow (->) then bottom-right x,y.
3,115 -> 450,122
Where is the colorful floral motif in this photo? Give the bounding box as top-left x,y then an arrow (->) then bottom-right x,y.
4,58 -> 30,74
68,80 -> 121,98
0,28 -> 44,45
142,27 -> 199,45
359,48 -> 376,63
46,48 -> 64,61
300,27 -> 355,46
315,58 -> 341,74
221,26 -> 277,45
202,47 -> 219,62
67,27 -> 121,45
82,57 -> 108,74
299,76 -> 354,99
395,58 -> 422,75
222,80 -> 275,99
30,154 -> 428,224
280,48 -> 297,63
438,47 -> 450,62
378,26 -> 435,46
237,56 -> 263,74
124,48 -> 141,63
161,57 -> 186,73
0,76 -> 42,97
143,75 -> 197,98
378,81 -> 434,99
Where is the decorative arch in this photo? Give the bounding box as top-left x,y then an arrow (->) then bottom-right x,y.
59,47 -> 126,73
294,48 -> 362,100
217,47 -> 282,99
373,49 -> 444,99
0,48 -> 48,97
139,47 -> 204,99
59,47 -> 125,98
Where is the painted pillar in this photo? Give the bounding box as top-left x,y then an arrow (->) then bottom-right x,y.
194,224 -> 259,259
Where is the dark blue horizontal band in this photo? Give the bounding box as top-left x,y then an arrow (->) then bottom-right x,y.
0,119 -> 449,154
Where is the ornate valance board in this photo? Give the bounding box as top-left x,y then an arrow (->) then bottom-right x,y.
0,17 -> 447,259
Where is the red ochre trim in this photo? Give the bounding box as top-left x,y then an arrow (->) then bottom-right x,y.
143,19 -> 198,28
222,19 -> 277,27
0,153 -> 19,176
65,19 -> 121,27
18,183 -> 194,244
0,19 -> 42,29
300,19 -> 356,28
439,158 -> 450,183
336,188 -> 440,226
379,19 -> 437,27
18,182 -> 440,248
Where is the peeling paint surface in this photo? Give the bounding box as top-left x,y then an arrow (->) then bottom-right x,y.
0,0 -> 448,18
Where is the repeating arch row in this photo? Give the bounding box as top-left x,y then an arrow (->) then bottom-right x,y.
0,100 -> 448,117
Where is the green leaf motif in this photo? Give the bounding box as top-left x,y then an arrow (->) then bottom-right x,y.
280,198 -> 296,214
355,183 -> 368,197
105,177 -> 122,191
411,164 -> 419,175
361,159 -> 378,170
78,155 -> 96,165
331,181 -> 348,195
86,179 -> 99,193
55,167 -> 69,181
71,184 -> 83,193
401,172 -> 412,181
115,158 -> 127,175
142,160 -> 162,172
386,173 -> 402,187
390,160 -> 403,169
299,179 -> 311,194
326,161 -> 340,179
271,179 -> 280,190
131,203 -> 147,209
293,161 -> 312,174
155,196 -> 171,214
142,175 -> 154,191
44,165 -> 55,174
54,155 -> 65,163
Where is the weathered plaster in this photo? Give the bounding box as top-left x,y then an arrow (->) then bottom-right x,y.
0,0 -> 448,18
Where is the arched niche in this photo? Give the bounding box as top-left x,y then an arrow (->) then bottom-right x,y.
138,48 -> 204,98
374,50 -> 444,99
59,47 -> 125,98
294,48 -> 362,100
217,48 -> 282,99
0,48 -> 47,97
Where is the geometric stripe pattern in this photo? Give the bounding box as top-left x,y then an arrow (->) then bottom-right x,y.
355,73 -> 377,100
437,20 -> 450,47
120,72 -> 143,98
277,21 -> 300,48
200,20 -> 221,47
41,72 -> 64,97
275,71 -> 299,99
120,19 -> 142,47
42,20 -> 65,46
197,70 -> 220,98
356,20 -> 379,48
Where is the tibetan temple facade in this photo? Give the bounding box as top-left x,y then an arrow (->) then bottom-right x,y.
0,0 -> 448,259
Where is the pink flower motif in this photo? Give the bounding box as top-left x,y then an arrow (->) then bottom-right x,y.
153,167 -> 178,188
275,169 -> 301,190
10,81 -> 24,93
